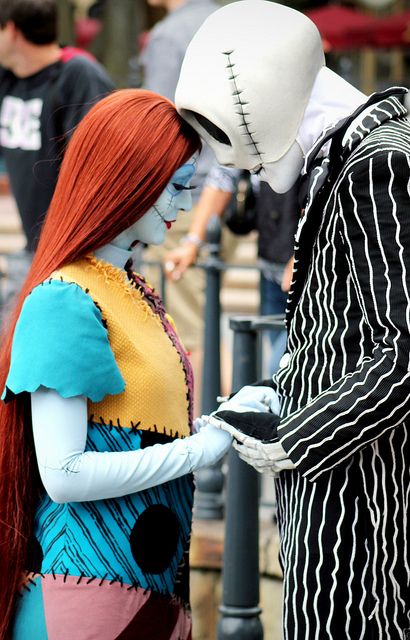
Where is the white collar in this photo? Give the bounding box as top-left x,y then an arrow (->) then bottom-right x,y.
297,67 -> 367,159
94,244 -> 133,270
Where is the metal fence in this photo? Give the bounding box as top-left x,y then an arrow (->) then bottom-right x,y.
142,217 -> 285,639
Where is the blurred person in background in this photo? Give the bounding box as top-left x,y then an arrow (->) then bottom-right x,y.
140,0 -> 237,411
0,0 -> 113,322
168,162 -> 300,376
254,181 -> 299,373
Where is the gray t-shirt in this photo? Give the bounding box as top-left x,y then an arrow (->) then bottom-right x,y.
140,0 -> 219,201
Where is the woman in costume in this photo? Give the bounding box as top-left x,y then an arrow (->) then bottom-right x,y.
0,89 -> 232,639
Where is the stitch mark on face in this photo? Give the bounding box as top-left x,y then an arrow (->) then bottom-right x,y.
222,50 -> 264,162
153,203 -> 167,225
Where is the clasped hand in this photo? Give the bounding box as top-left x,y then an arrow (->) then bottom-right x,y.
203,385 -> 296,476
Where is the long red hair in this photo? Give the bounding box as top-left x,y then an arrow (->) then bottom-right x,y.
0,88 -> 200,638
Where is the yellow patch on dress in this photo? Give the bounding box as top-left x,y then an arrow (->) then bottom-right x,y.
54,256 -> 190,438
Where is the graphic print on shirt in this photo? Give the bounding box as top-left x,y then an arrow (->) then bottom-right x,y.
0,96 -> 43,150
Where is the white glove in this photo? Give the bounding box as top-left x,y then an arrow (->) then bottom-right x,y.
217,384 -> 280,415
189,421 -> 232,468
233,440 -> 295,476
205,414 -> 295,476
193,416 -> 205,433
31,389 -> 232,503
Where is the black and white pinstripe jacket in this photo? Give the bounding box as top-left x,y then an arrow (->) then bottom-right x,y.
271,87 -> 410,638
276,88 -> 410,481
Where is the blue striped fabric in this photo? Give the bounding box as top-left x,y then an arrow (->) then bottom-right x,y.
34,422 -> 194,594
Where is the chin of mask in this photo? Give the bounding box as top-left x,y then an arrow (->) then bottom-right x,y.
112,155 -> 197,249
256,141 -> 304,194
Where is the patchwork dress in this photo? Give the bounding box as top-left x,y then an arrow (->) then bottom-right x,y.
4,255 -> 195,640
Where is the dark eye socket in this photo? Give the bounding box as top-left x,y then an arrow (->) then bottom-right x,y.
187,111 -> 232,147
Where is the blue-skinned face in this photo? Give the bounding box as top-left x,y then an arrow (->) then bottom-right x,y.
112,154 -> 198,249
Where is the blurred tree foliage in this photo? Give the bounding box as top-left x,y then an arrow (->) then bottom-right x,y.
58,0 -> 332,88
95,0 -> 146,86
57,0 -> 147,87
57,0 -> 75,45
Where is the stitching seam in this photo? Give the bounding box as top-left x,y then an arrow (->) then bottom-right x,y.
222,49 -> 264,162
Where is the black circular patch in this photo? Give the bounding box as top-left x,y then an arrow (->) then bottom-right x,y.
130,505 -> 180,574
26,536 -> 43,574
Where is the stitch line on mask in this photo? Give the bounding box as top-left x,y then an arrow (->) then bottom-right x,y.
222,50 -> 264,161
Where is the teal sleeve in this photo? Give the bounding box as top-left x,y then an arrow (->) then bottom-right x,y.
2,280 -> 125,403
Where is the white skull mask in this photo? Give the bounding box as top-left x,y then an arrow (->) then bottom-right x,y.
175,0 -> 325,191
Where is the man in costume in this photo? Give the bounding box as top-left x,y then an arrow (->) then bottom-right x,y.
175,1 -> 410,637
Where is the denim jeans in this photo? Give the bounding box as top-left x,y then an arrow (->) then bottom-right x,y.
0,249 -> 33,328
260,272 -> 288,374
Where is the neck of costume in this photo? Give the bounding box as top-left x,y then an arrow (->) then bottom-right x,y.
94,243 -> 133,269
296,67 -> 366,158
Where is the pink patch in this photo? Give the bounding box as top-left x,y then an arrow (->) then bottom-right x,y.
170,605 -> 192,640
42,574 -> 150,639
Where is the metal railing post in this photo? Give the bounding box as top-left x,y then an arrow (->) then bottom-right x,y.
218,317 -> 263,640
194,215 -> 225,520
159,263 -> 167,307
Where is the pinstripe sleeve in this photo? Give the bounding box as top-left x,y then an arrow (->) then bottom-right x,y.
278,149 -> 410,481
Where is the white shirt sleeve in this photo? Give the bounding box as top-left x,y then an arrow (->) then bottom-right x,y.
31,387 -> 231,503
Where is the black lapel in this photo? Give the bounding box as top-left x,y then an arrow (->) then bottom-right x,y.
285,88 -> 408,328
